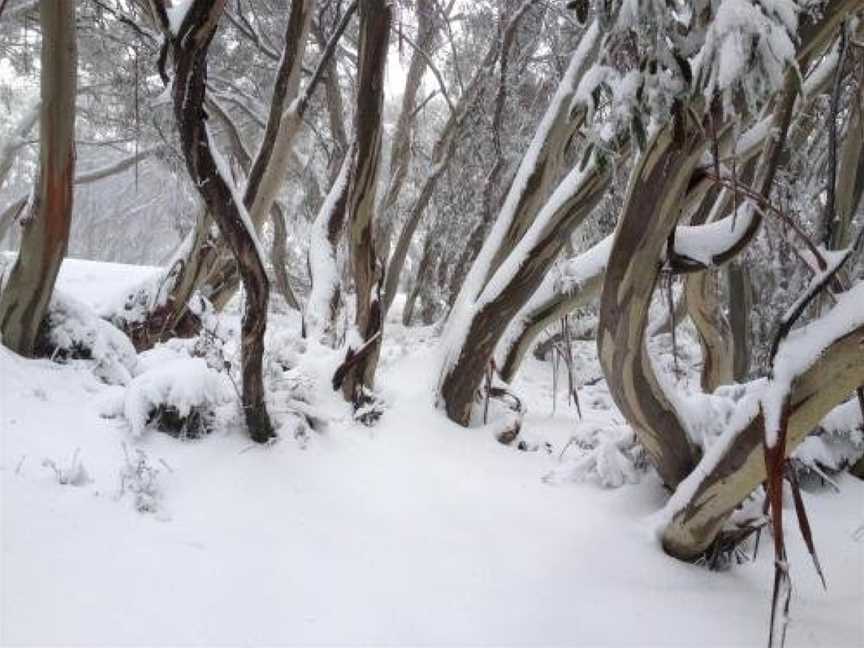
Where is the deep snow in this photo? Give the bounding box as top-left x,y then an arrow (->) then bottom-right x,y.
1,259 -> 863,646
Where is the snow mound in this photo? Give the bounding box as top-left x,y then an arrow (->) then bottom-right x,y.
122,357 -> 235,438
43,292 -> 140,385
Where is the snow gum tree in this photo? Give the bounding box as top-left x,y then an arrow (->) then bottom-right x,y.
146,0 -> 275,442
0,0 -> 77,357
332,0 -> 392,405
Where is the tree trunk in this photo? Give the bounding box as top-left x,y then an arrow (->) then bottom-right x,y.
727,261 -> 752,381
271,202 -> 300,310
151,0 -> 274,442
0,0 -> 76,357
305,144 -> 355,342
663,318 -> 864,560
439,155 -> 609,425
829,78 -> 864,250
685,270 -> 734,393
203,0 -> 315,309
597,114 -> 707,489
335,0 -> 391,404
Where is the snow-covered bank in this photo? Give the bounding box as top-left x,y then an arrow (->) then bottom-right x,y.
1,260 -> 863,646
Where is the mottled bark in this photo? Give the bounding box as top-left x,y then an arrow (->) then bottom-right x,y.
0,0 -> 76,357
498,255 -> 604,384
727,261 -> 753,381
663,321 -> 864,560
150,0 -> 274,442
440,158 -> 610,425
271,202 -> 299,310
487,30 -> 594,295
597,114 -> 707,489
686,270 -> 733,393
335,0 -> 391,402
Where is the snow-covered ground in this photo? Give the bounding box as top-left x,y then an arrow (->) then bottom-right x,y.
1,259 -> 863,646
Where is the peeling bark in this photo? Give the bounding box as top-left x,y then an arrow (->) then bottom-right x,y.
0,0 -> 76,357
686,270 -> 733,393
663,321 -> 864,560
597,114 -> 707,489
727,261 -> 753,381
440,156 -> 610,425
335,0 -> 391,403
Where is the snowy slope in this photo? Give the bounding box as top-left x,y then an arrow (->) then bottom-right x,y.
1,260 -> 863,646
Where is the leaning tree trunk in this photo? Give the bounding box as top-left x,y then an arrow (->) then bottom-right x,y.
149,0 -> 274,442
438,153 -> 610,425
0,0 -> 76,357
333,0 -> 391,404
437,22 -> 603,425
597,111 -> 707,489
663,308 -> 864,559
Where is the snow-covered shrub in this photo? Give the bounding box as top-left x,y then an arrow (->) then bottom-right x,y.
545,424 -> 647,488
117,445 -> 161,513
123,357 -> 235,438
42,448 -> 91,487
794,399 -> 864,479
39,292 -> 139,385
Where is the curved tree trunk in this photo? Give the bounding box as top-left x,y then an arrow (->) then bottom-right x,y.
0,0 -> 76,357
498,238 -> 608,383
663,313 -> 864,560
437,22 -> 603,425
149,0 -> 274,442
203,0 -> 316,310
685,270 -> 733,393
597,113 -> 707,489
